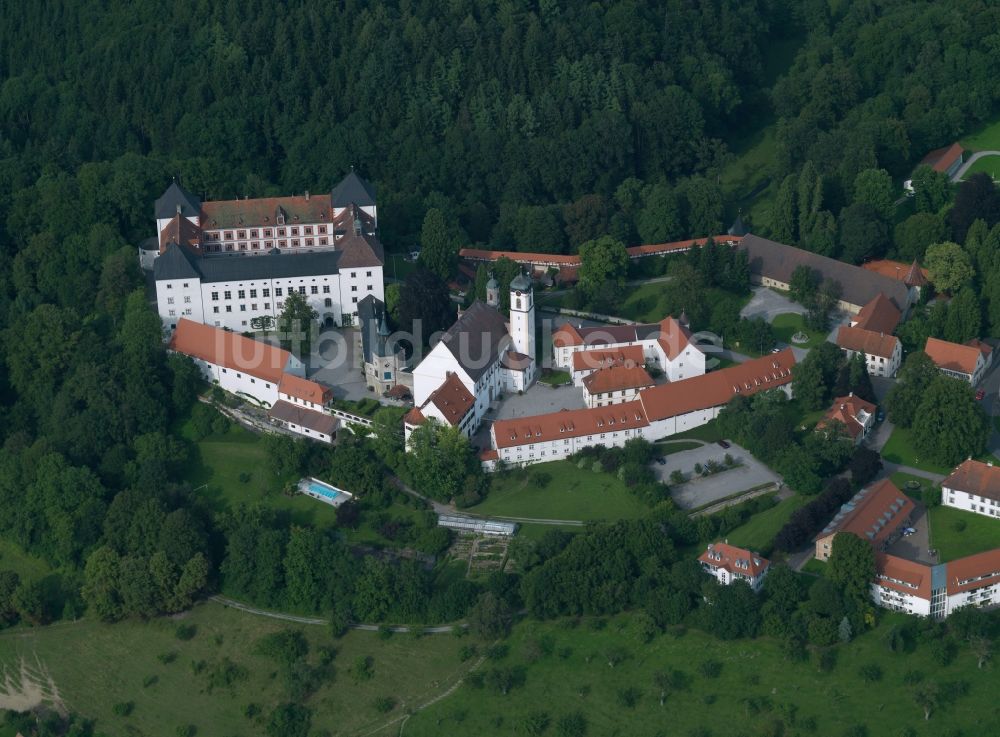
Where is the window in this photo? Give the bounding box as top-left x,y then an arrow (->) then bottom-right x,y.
351,271 -> 357,278
237,230 -> 246,239
250,289 -> 257,298
352,297 -> 358,303
240,305 -> 246,311
383,371 -> 392,380
304,226 -> 312,235
166,284 -> 173,289
224,290 -> 232,299
324,298 -> 332,307
264,303 -> 270,310
275,288 -> 283,296
250,230 -> 259,238
291,227 -> 299,236
226,306 -> 232,312
213,306 -> 219,313
367,284 -> 373,291
264,229 -> 272,237
277,302 -> 283,310
263,288 -> 270,297
168,309 -> 176,316
167,297 -> 174,304
211,291 -> 219,301
251,304 -> 257,310
225,232 -> 234,240
305,238 -> 314,246
351,286 -> 357,292
311,286 -> 318,294
238,290 -> 245,299
277,228 -> 286,236
319,237 -> 328,246
278,240 -> 287,247
291,239 -> 300,247
322,285 -> 330,294
366,271 -> 372,276
298,286 -> 306,295
182,282 -> 189,288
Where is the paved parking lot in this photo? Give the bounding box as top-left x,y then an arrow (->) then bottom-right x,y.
885,506 -> 936,565
309,327 -> 374,401
740,286 -> 806,321
653,442 -> 781,510
492,379 -> 587,420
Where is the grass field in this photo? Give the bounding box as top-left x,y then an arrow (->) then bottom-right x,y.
665,420 -> 725,444
725,494 -> 809,552
880,427 -> 953,476
0,602 -> 467,737
928,505 -> 1000,561
404,612 -> 995,737
890,471 -> 934,504
0,539 -> 52,583
654,440 -> 703,456
771,312 -> 827,349
961,117 -> 1000,151
963,154 -> 1000,181
800,558 -> 827,577
471,461 -> 651,522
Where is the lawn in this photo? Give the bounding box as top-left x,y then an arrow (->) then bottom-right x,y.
665,420 -> 725,444
928,505 -> 1000,561
771,312 -> 827,349
890,471 -> 934,504
725,494 -> 809,552
961,116 -> 1000,151
880,427 -> 954,476
471,461 -> 651,522
0,601 -> 467,737
538,369 -> 571,386
181,421 -> 342,528
384,252 -> 417,281
654,440 -> 703,456
514,522 -> 584,542
0,539 -> 52,583
405,612 -> 995,737
801,558 -> 827,577
963,154 -> 1000,181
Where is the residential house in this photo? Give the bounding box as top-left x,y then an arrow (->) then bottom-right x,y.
817,394 -> 876,444
924,336 -> 991,385
813,479 -> 914,561
698,542 -> 770,592
570,346 -> 646,386
581,365 -> 655,408
836,325 -> 902,377
942,459 -> 1000,519
918,143 -> 965,178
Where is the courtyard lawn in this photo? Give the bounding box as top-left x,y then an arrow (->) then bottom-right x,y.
890,471 -> 933,504
471,461 -> 651,522
0,602 -> 467,737
538,369 -> 571,386
928,505 -> 1000,561
880,427 -> 954,476
963,154 -> 1000,181
725,494 -> 809,552
405,612 -> 993,737
771,312 -> 827,349
665,420 -> 725,444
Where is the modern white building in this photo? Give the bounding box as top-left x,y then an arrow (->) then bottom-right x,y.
871,550 -> 1000,619
407,275 -> 536,440
552,316 -> 705,381
698,542 -> 770,592
152,173 -> 385,332
942,459 -> 1000,519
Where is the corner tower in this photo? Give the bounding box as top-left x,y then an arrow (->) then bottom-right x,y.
509,272 -> 535,367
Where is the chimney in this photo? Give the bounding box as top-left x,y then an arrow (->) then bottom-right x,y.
305,190 -> 310,201
849,391 -> 853,397
176,204 -> 182,215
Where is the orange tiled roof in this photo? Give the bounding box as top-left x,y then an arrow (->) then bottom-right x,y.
201,193 -> 335,230
852,293 -> 901,334
459,236 -> 740,268
698,542 -> 769,578
947,548 -> 1000,595
875,553 -> 932,599
421,373 -> 475,427
836,325 -> 900,359
862,259 -> 929,287
818,395 -> 876,439
492,400 -> 649,450
571,345 -> 645,372
638,349 -> 795,421
279,373 -> 331,404
168,319 -> 291,385
924,336 -> 983,375
966,338 -> 993,357
919,143 -> 964,174
815,479 -> 913,547
582,365 -> 655,395
403,407 -> 426,426
942,459 -> 1000,502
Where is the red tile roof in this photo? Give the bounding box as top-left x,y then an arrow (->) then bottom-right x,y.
279,373 -> 331,405
818,395 -> 876,439
168,319 -> 291,385
852,293 -> 901,334
422,373 -> 475,427
861,259 -> 929,287
582,365 -> 655,395
479,449 -> 499,461
201,193 -> 335,230
159,213 -> 203,253
458,236 -> 741,268
942,459 -> 1000,502
638,349 -> 795,422
966,338 -> 993,357
501,350 -> 533,371
492,401 -> 649,450
571,346 -> 645,372
946,548 -> 1000,595
836,325 -> 900,359
386,385 -> 412,399
625,235 -> 742,258
924,336 -> 983,376
698,542 -> 769,578
552,317 -> 691,354
919,143 -> 964,174
875,553 -> 932,599
815,479 -> 913,547
403,407 -> 426,426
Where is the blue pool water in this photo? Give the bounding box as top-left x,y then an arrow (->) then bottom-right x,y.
306,481 -> 340,501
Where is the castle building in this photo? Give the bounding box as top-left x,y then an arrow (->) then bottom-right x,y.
357,295 -> 407,395
151,172 -> 385,333
406,275 -> 536,440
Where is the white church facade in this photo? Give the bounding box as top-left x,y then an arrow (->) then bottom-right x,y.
405,273 -> 537,440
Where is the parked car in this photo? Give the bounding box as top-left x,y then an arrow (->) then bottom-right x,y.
716,440 -> 731,449
656,457 -> 666,465
903,527 -> 917,536
770,346 -> 782,354
976,389 -> 985,401
877,410 -> 885,422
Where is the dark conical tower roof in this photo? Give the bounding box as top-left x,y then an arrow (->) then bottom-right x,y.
155,180 -> 201,219
727,213 -> 748,237
331,170 -> 377,207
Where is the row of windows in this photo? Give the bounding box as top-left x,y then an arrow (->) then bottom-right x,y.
206,239 -> 330,252
207,225 -> 330,240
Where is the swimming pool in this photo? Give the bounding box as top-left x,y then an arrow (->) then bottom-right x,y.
297,477 -> 353,507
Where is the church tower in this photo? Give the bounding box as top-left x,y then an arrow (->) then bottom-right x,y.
486,272 -> 500,308
509,272 -> 535,367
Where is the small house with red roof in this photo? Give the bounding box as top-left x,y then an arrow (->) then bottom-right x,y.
919,143 -> 965,178
924,336 -> 991,386
817,393 -> 876,444
582,365 -> 655,408
698,542 -> 770,592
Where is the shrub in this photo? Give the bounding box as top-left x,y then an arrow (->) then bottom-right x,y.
694,463 -> 703,475
698,660 -> 722,678
373,696 -> 396,713
256,630 -> 309,667
238,471 -> 251,483
670,469 -> 686,484
616,686 -> 641,708
351,656 -> 374,682
175,726 -> 195,737
112,702 -> 134,716
532,471 -> 553,488
244,703 -> 261,719
953,519 -> 967,533
157,651 -> 178,665
190,660 -> 206,675
175,624 -> 197,641
859,664 -> 882,682
459,644 -> 478,662
556,710 -> 588,737
142,675 -> 158,688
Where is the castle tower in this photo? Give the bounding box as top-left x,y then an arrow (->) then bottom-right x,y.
509,272 -> 535,366
486,272 -> 500,308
